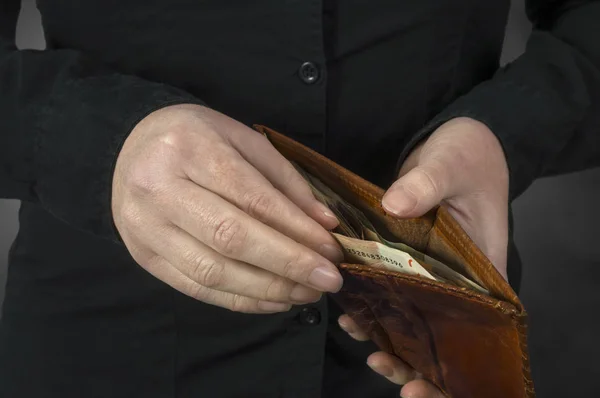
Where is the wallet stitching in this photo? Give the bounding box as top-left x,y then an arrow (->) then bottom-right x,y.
342,264 -> 514,311
513,314 -> 535,396
511,313 -> 535,396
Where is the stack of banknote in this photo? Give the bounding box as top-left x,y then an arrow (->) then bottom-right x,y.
293,163 -> 488,294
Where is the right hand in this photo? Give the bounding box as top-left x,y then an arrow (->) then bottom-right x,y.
112,104 -> 344,313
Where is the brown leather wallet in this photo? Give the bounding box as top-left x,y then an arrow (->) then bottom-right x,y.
255,125 -> 535,398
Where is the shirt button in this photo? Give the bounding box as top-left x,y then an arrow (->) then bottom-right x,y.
298,61 -> 320,84
298,307 -> 321,326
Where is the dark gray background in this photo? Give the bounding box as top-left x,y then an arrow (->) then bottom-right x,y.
1,1 -> 599,397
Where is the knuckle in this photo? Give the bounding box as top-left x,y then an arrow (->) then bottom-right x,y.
245,190 -> 278,220
212,217 -> 247,256
229,294 -> 251,313
145,253 -> 163,268
415,166 -> 444,198
158,129 -> 192,154
158,128 -> 204,167
186,252 -> 226,288
187,282 -> 209,302
280,251 -> 305,280
263,277 -> 291,302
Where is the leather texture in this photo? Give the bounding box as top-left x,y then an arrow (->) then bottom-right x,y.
255,125 -> 535,398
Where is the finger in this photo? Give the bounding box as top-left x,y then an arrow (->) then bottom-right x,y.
166,180 -> 343,293
382,161 -> 451,219
400,379 -> 446,398
147,222 -> 322,304
182,135 -> 343,263
228,128 -> 340,231
338,315 -> 369,341
367,352 -> 418,386
126,241 -> 291,314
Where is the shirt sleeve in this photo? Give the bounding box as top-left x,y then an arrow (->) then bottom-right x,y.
0,0 -> 205,241
396,0 -> 600,200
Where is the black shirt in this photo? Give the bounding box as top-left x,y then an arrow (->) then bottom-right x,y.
1,1 -> 599,397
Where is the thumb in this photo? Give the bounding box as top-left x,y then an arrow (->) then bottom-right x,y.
382,163 -> 449,218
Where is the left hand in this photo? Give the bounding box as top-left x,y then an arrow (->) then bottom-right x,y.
338,117 -> 510,397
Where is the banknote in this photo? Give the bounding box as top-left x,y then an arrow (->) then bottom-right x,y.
333,233 -> 438,280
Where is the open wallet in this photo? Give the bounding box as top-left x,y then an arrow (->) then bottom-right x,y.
254,125 -> 535,398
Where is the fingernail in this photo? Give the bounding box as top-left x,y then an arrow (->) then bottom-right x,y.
308,266 -> 343,292
382,185 -> 417,215
319,243 -> 344,263
368,362 -> 394,378
289,284 -> 320,303
258,301 -> 291,312
316,202 -> 338,221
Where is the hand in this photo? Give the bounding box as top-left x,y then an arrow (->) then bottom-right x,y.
339,117 -> 510,397
112,104 -> 344,313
